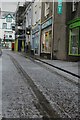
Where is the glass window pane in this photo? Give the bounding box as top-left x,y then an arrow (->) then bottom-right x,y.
3,23 -> 7,29
78,30 -> 80,54
6,17 -> 12,22
70,28 -> 79,55
41,30 -> 52,53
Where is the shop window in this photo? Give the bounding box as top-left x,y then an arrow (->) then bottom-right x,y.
41,30 -> 52,53
34,32 -> 39,54
69,27 -> 80,55
78,30 -> 80,54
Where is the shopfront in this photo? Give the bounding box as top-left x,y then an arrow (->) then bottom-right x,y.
68,18 -> 80,57
41,17 -> 52,58
32,24 -> 40,55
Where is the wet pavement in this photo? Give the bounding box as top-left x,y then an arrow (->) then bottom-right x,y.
2,50 -> 79,119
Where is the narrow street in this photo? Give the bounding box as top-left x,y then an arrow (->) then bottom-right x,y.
0,1 -> 80,119
1,50 -> 79,119
2,50 -> 42,119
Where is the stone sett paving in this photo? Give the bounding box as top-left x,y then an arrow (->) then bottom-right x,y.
11,51 -> 78,118
2,50 -> 79,118
2,52 -> 42,118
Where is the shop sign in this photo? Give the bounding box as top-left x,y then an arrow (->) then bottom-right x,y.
58,0 -> 62,14
41,18 -> 52,30
32,24 -> 40,34
69,21 -> 80,29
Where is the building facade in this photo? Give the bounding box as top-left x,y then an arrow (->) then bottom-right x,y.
15,1 -> 80,61
53,1 -> 80,61
15,2 -> 32,52
67,1 -> 80,61
31,0 -> 41,55
40,1 -> 53,59
53,2 -> 68,60
0,11 -> 15,49
15,2 -> 28,52
25,2 -> 32,53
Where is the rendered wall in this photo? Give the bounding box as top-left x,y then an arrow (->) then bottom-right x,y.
53,2 -> 67,60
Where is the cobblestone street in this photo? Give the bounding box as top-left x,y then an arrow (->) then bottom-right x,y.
1,50 -> 79,119
0,1 -> 80,119
2,51 -> 42,118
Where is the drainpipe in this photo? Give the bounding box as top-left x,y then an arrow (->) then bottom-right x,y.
25,16 -> 26,52
51,1 -> 54,60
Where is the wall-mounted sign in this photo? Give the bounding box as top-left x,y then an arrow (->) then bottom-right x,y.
32,24 -> 40,34
41,18 -> 52,30
69,21 -> 80,29
58,0 -> 62,14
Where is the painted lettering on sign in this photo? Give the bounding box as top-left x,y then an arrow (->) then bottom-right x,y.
42,18 -> 52,30
58,0 -> 62,14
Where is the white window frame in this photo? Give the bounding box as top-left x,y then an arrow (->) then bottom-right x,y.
3,23 -> 7,29
45,2 -> 49,17
72,0 -> 77,12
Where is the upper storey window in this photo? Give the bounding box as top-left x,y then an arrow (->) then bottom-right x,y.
45,2 -> 49,16
72,0 -> 77,12
6,14 -> 12,22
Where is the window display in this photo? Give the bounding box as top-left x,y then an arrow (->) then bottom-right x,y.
69,27 -> 80,55
41,30 -> 52,53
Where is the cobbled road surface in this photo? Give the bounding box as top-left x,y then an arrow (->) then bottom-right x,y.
2,50 -> 79,119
